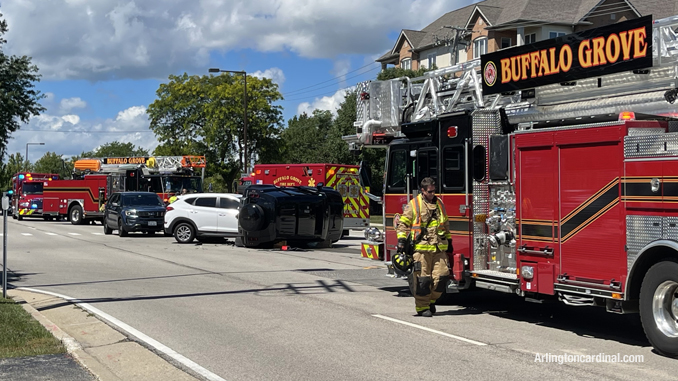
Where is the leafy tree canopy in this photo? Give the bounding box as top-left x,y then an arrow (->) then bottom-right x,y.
32,152 -> 70,179
376,65 -> 437,81
147,73 -> 283,191
0,14 -> 45,159
80,141 -> 149,158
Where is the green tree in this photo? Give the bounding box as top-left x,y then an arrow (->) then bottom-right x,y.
279,110 -> 334,163
0,152 -> 29,190
32,152 -> 70,179
376,65 -> 436,81
0,14 -> 45,159
147,72 -> 283,189
80,141 -> 149,158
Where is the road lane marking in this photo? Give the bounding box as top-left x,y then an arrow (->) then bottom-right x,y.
91,233 -> 104,235
18,287 -> 229,381
372,314 -> 487,346
45,233 -> 58,236
68,233 -> 82,236
21,233 -> 32,236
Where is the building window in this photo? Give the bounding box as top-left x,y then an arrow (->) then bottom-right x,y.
611,13 -> 616,20
473,37 -> 487,59
401,58 -> 411,70
525,33 -> 536,44
427,54 -> 436,68
501,37 -> 512,49
549,31 -> 566,39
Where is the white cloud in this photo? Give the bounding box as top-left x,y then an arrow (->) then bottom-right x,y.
2,0 -> 478,80
59,98 -> 87,113
252,67 -> 286,86
297,88 -> 351,116
7,104 -> 155,160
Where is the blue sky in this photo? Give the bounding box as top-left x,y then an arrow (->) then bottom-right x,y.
1,0 -> 476,162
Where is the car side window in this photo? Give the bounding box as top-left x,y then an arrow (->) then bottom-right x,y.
183,197 -> 196,205
219,198 -> 239,209
194,197 -> 217,207
109,194 -> 119,206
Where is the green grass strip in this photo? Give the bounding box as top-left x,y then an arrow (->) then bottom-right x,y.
0,297 -> 65,358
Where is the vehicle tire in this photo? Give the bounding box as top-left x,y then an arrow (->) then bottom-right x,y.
117,219 -> 128,237
12,214 -> 17,220
70,205 -> 84,225
174,222 -> 195,243
17,215 -> 23,221
234,236 -> 244,247
103,219 -> 112,235
639,259 -> 678,357
342,229 -> 350,238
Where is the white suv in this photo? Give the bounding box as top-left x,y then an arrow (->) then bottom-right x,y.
164,193 -> 241,243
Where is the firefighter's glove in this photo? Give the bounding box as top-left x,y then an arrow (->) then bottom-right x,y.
446,239 -> 454,254
397,238 -> 407,253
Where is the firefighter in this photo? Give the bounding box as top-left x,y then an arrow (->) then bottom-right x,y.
168,193 -> 178,204
396,177 -> 453,317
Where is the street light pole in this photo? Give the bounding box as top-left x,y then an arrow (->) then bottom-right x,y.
209,68 -> 248,173
25,142 -> 45,171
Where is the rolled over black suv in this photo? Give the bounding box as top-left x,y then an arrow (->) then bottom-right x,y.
103,192 -> 166,236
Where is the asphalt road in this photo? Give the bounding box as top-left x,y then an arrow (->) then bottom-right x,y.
1,217 -> 676,380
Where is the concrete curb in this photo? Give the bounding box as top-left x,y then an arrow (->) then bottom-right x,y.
12,295 -> 106,380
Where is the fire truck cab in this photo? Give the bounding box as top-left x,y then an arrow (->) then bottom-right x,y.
11,172 -> 60,220
347,15 -> 678,356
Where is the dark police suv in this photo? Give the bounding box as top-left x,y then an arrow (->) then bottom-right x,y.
103,192 -> 166,236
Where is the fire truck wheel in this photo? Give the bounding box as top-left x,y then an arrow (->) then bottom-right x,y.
174,222 -> 195,243
17,215 -> 23,221
117,219 -> 128,237
103,220 -> 112,235
69,205 -> 84,225
12,214 -> 17,220
640,259 -> 678,357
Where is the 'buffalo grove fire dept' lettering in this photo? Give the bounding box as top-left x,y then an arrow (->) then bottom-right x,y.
481,16 -> 652,95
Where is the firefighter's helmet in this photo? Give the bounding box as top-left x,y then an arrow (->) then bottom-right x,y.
392,251 -> 413,275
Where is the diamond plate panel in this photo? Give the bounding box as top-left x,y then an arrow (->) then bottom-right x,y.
624,133 -> 678,158
626,215 -> 662,273
472,110 -> 502,271
664,217 -> 678,240
628,128 -> 666,136
355,81 -> 370,126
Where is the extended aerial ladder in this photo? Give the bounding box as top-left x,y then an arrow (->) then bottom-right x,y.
346,14 -> 678,150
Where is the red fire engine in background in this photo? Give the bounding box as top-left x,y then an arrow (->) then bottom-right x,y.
11,172 -> 60,220
347,16 -> 678,356
244,163 -> 372,233
42,155 -> 206,224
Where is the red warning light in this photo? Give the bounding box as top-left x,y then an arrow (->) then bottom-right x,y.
447,126 -> 458,138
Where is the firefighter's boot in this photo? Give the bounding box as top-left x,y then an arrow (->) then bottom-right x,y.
417,309 -> 433,317
429,302 -> 436,315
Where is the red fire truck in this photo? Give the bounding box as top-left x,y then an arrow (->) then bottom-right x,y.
11,172 -> 60,220
348,16 -> 678,356
42,155 -> 206,224
246,163 -> 371,233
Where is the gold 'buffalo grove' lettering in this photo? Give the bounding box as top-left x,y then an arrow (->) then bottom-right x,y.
500,26 -> 648,84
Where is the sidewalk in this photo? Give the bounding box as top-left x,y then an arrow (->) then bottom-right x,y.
5,289 -> 201,381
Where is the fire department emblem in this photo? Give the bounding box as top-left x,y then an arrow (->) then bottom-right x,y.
349,185 -> 359,198
308,178 -> 316,187
338,184 -> 348,197
484,61 -> 497,86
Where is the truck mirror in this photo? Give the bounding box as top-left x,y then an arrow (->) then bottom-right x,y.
473,145 -> 487,182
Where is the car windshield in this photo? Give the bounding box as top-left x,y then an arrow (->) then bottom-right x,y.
163,176 -> 203,194
22,182 -> 43,195
122,194 -> 164,207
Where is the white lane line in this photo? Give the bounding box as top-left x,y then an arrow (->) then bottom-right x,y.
68,233 -> 82,236
91,233 -> 104,235
18,287 -> 228,381
21,233 -> 33,236
372,314 -> 487,346
45,232 -> 58,236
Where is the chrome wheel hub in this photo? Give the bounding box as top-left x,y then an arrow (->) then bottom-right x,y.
652,280 -> 678,338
